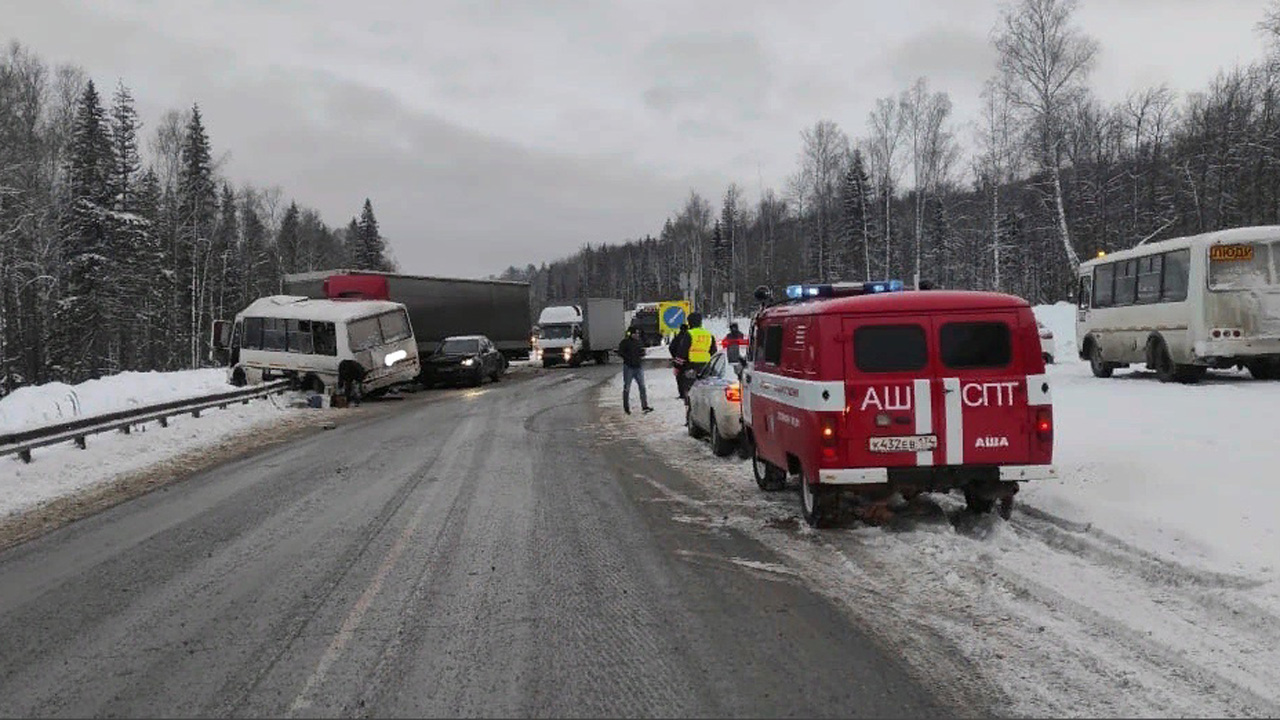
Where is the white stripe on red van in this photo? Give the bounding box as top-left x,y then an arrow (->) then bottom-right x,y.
913,378 -> 933,466
943,377 -> 963,465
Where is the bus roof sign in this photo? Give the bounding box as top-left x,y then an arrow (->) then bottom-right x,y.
1209,244 -> 1255,262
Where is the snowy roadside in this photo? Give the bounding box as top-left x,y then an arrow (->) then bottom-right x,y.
598,308 -> 1280,717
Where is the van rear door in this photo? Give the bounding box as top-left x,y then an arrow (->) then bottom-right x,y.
934,310 -> 1035,466
842,316 -> 941,469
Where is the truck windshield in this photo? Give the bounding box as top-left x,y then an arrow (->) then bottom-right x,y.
540,324 -> 575,340
438,338 -> 480,354
1209,241 -> 1278,290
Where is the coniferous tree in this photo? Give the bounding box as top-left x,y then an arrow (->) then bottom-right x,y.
178,104 -> 216,366
277,201 -> 300,274
55,79 -> 113,380
841,149 -> 874,280
356,198 -> 387,270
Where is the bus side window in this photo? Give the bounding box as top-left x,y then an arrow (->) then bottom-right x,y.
288,320 -> 314,354
1161,249 -> 1190,302
1136,255 -> 1163,304
1094,263 -> 1115,307
313,322 -> 338,356
1077,275 -> 1093,309
243,317 -> 264,350
1115,260 -> 1138,306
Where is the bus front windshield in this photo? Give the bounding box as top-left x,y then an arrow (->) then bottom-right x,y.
1209,241 -> 1279,290
539,324 -> 576,340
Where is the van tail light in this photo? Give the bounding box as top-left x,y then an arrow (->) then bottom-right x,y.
1035,409 -> 1053,442
725,382 -> 741,403
820,415 -> 839,460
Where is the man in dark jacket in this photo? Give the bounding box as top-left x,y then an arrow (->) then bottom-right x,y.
721,322 -> 747,365
617,327 -> 653,415
669,323 -> 692,399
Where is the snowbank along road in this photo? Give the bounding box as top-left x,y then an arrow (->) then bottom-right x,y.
0,363 -> 948,718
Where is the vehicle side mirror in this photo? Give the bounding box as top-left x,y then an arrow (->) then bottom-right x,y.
212,319 -> 231,351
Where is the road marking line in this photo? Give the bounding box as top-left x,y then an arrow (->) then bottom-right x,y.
288,490 -> 433,715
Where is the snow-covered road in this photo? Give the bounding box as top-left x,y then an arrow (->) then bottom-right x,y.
604,349 -> 1280,717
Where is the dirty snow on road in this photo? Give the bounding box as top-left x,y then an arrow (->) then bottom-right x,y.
600,306 -> 1280,718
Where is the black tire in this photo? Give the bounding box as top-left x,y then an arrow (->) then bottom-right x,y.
964,488 -> 995,515
1089,342 -> 1113,378
800,472 -> 837,528
686,404 -> 705,439
542,358 -> 555,368
230,368 -> 247,387
709,414 -> 734,457
490,369 -> 502,382
1043,352 -> 1055,365
303,374 -> 324,394
752,447 -> 786,491
1247,359 -> 1280,380
1151,339 -> 1204,384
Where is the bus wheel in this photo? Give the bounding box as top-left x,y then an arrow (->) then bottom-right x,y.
799,471 -> 836,528
1089,343 -> 1113,378
1152,340 -> 1203,384
231,368 -> 247,387
1247,359 -> 1279,380
752,447 -> 786,492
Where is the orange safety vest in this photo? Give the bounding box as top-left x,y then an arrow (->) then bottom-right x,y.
688,327 -> 714,363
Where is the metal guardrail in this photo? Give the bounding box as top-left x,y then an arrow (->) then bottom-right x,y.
0,380 -> 294,463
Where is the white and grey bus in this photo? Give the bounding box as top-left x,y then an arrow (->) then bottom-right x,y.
1075,226 -> 1280,382
212,295 -> 421,399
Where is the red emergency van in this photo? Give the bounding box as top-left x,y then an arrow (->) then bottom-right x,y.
742,281 -> 1055,527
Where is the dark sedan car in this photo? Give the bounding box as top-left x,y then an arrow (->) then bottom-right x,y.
420,335 -> 508,387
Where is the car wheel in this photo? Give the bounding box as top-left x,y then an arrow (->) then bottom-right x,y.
964,488 -> 995,515
709,413 -> 734,457
799,470 -> 836,529
752,447 -> 786,492
686,403 -> 705,439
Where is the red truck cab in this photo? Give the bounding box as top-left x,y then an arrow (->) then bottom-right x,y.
742,281 -> 1055,527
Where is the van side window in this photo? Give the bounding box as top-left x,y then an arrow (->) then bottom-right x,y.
1094,263 -> 1115,307
288,320 -> 314,354
940,322 -> 1011,369
763,325 -> 783,365
262,318 -> 287,351
348,317 -> 383,352
1161,249 -> 1190,302
853,325 -> 927,373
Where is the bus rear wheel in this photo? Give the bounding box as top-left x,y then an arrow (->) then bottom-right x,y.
1151,340 -> 1204,384
1247,358 -> 1280,380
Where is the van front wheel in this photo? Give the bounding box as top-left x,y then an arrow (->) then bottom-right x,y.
800,475 -> 837,528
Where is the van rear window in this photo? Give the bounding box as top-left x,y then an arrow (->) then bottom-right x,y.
853,325 -> 927,373
940,322 -> 1011,368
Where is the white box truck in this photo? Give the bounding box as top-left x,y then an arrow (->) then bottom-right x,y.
534,298 -> 625,367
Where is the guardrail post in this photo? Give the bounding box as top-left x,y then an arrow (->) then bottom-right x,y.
19,449 -> 31,463
119,424 -> 131,435
159,416 -> 168,428
191,409 -> 201,418
74,436 -> 86,450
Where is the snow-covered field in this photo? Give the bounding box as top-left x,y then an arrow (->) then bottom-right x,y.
603,302 -> 1280,717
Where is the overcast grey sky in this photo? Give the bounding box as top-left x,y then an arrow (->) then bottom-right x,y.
4,0 -> 1273,278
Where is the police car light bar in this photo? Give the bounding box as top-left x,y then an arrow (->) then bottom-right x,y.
784,280 -> 906,300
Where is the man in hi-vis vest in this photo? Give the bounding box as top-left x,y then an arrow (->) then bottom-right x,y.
679,312 -> 716,402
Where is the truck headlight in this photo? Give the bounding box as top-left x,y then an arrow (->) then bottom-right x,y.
461,357 -> 475,366
562,348 -> 572,360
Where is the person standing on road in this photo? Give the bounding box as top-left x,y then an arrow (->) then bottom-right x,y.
617,327 -> 653,415
681,313 -> 715,402
721,322 -> 747,365
669,323 -> 692,400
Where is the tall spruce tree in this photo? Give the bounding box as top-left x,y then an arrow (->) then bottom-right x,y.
841,149 -> 874,281
56,79 -> 114,380
356,198 -> 386,270
178,104 -> 216,367
277,201 -> 301,274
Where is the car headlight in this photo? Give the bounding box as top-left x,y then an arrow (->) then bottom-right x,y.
461,357 -> 475,366
384,349 -> 407,367
562,348 -> 572,359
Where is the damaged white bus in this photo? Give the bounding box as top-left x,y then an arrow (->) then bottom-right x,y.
1076,226 -> 1280,383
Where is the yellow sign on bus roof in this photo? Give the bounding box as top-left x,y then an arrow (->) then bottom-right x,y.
1209,244 -> 1255,262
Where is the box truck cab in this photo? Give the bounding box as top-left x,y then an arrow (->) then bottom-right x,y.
534,299 -> 624,367
742,281 -> 1055,527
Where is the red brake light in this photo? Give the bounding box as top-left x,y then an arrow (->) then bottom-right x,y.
820,419 -> 838,447
725,383 -> 741,403
1035,409 -> 1052,441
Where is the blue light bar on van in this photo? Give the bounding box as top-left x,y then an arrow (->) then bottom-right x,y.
784,280 -> 906,300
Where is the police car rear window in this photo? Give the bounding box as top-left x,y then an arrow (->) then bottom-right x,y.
853,325 -> 927,373
940,322 -> 1011,368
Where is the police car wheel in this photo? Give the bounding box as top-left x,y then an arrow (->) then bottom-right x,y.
686,405 -> 705,439
800,476 -> 836,528
709,415 -> 734,457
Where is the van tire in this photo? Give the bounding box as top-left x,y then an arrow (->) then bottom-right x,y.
800,474 -> 836,529
964,488 -> 995,515
752,448 -> 787,491
1088,342 -> 1114,379
709,414 -> 734,457
230,368 -> 247,387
